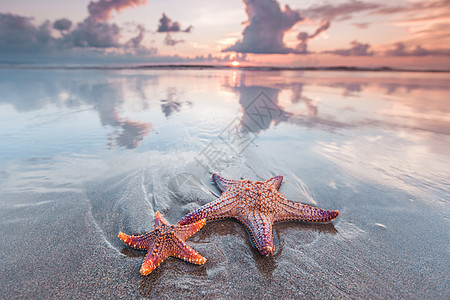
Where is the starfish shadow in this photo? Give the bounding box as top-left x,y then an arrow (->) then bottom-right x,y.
193,219 -> 248,239
121,247 -> 145,258
120,248 -> 165,296
250,244 -> 280,278
139,267 -> 164,297
192,219 -> 280,277
138,258 -> 207,296
274,221 -> 338,253
275,220 -> 338,235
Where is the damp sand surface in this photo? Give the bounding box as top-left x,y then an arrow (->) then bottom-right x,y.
0,67 -> 449,299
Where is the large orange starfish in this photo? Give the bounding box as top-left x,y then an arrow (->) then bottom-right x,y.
178,173 -> 339,256
119,211 -> 206,275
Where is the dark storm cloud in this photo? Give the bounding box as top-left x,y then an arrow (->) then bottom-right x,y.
156,13 -> 192,33
325,41 -> 374,56
223,0 -> 302,54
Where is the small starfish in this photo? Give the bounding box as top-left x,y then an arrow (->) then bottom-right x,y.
178,173 -> 339,256
118,211 -> 206,275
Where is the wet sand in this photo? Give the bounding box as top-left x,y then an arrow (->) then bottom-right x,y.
0,68 -> 449,298
1,161 -> 448,299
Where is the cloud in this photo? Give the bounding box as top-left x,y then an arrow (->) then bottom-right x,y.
0,0 -> 152,58
353,22 -> 369,29
325,40 -> 373,56
385,42 -> 408,56
87,0 -> 148,22
223,0 -> 302,54
309,20 -> 331,39
70,19 -> 121,48
157,13 -> 192,33
373,0 -> 450,16
296,20 -> 330,54
69,0 -> 149,48
303,1 -> 381,21
224,0 -> 380,55
53,18 -> 72,31
126,24 -> 145,48
293,0 -> 381,54
155,13 -> 192,47
372,1 -> 450,48
0,13 -> 55,53
386,42 -> 450,57
164,33 -> 184,46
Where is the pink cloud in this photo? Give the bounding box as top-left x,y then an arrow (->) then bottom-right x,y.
87,0 -> 148,22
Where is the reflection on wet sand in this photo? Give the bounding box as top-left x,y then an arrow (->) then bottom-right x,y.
160,88 -> 192,117
230,72 -> 351,134
108,118 -> 152,149
0,72 -> 196,149
238,85 -> 289,133
1,69 -> 449,148
74,80 -> 154,149
225,70 -> 450,136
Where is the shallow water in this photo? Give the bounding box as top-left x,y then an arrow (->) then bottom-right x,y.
0,67 -> 449,298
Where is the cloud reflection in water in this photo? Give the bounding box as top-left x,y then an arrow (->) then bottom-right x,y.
0,69 -> 448,176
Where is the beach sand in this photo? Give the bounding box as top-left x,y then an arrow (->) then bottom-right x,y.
0,68 -> 449,298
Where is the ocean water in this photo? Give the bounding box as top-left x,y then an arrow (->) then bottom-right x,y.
0,67 -> 449,298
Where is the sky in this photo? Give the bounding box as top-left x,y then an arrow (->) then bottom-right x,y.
1,0 -> 449,69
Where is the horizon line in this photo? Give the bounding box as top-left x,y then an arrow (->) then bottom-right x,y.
0,63 -> 449,73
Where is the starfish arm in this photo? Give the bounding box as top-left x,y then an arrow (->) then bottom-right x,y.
140,243 -> 171,275
154,211 -> 169,227
212,173 -> 242,192
175,219 -> 206,241
118,231 -> 156,250
238,211 -> 275,256
170,237 -> 207,265
274,196 -> 339,223
178,192 -> 241,225
265,175 -> 283,189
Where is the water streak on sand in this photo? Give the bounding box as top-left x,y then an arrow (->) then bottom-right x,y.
14,200 -> 53,208
87,201 -> 125,256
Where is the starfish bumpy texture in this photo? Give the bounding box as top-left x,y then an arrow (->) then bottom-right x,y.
119,211 -> 206,275
178,173 -> 339,256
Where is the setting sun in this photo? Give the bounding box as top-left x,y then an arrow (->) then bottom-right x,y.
231,61 -> 240,67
